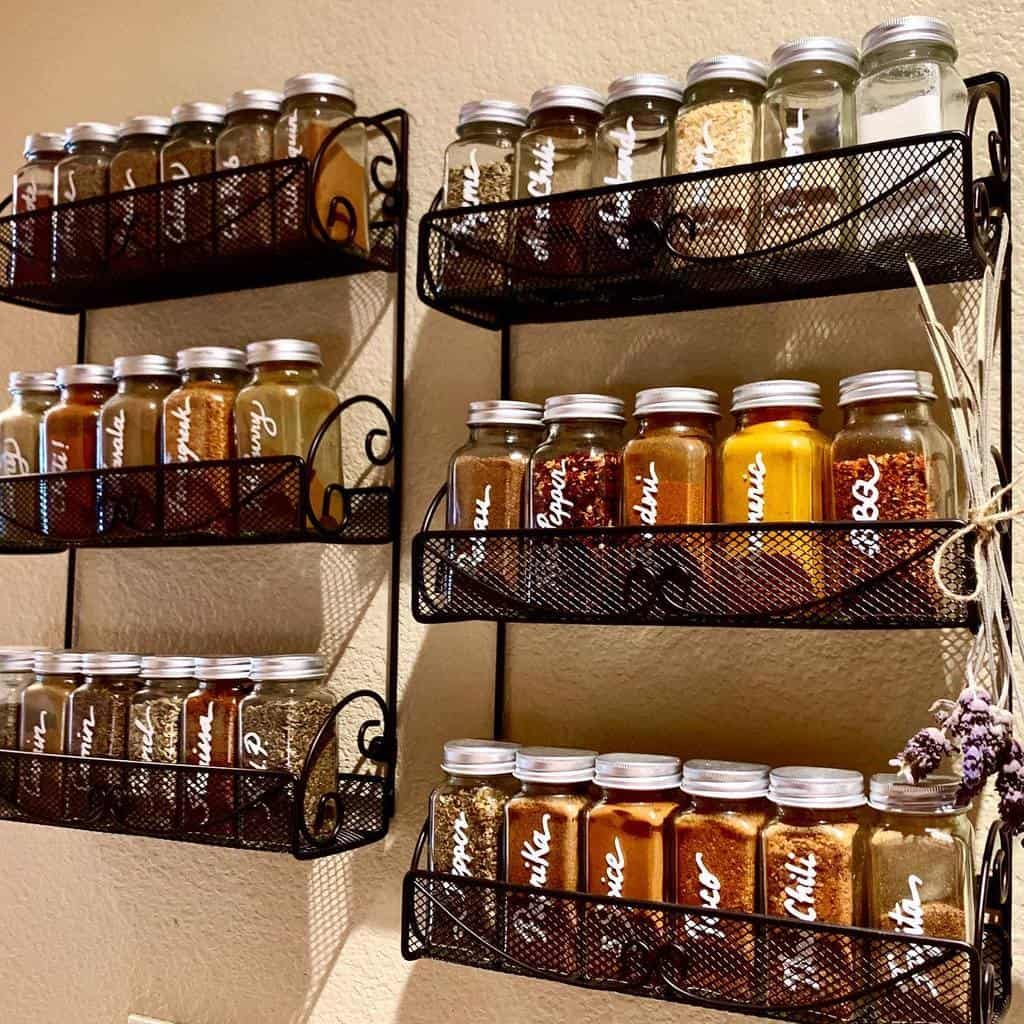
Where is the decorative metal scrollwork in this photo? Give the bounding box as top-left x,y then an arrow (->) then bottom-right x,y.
965,74 -> 1010,264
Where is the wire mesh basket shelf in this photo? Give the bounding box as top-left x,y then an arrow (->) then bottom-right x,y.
402,822 -> 1012,1024
0,109 -> 408,313
417,76 -> 1007,328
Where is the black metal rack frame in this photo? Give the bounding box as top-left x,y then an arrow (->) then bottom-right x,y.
0,108 -> 410,850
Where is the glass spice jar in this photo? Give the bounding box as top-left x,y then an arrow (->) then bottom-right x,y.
67,652 -> 140,759
274,73 -> 369,254
40,364 -> 116,540
622,387 -> 719,526
217,89 -> 282,170
181,655 -> 251,836
111,116 -> 171,191
128,655 -> 195,764
0,371 -> 58,475
528,394 -> 624,529
99,355 -> 178,468
235,340 -> 342,531
11,131 -> 65,286
0,649 -> 35,799
762,767 -> 866,1005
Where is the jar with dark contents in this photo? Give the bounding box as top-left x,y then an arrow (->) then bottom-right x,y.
111,116 -> 171,192
11,131 -> 65,286
181,656 -> 251,837
100,355 -> 178,469
504,747 -> 596,974
217,90 -> 282,170
0,649 -> 35,799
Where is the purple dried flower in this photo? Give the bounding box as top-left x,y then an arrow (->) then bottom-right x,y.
995,740 -> 1024,835
890,727 -> 954,783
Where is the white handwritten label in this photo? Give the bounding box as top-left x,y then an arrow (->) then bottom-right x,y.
745,451 -> 767,523
889,874 -> 925,934
693,119 -> 716,172
782,851 -> 818,922
124,167 -> 137,190
473,484 -> 492,531
451,809 -> 473,877
632,461 -> 660,526
884,876 -> 941,998
49,439 -> 69,473
684,851 -> 728,939
223,155 -> 241,170
134,705 -> 156,762
524,137 -> 556,263
287,110 -> 302,158
242,731 -> 269,771
600,836 -> 627,898
246,400 -> 279,458
194,701 -> 215,767
170,397 -> 201,462
461,148 -> 481,207
604,116 -> 637,186
784,108 -> 806,158
31,709 -> 48,753
105,408 -> 126,468
520,813 -> 553,888
850,454 -> 882,556
63,170 -> 77,203
2,437 -> 30,475
535,460 -> 574,528
24,180 -> 39,211
78,705 -> 97,758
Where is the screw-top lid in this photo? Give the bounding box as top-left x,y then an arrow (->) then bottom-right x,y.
194,656 -> 252,680
607,73 -> 685,105
594,752 -> 683,791
170,102 -> 226,126
442,738 -> 520,776
245,339 -> 323,367
529,85 -> 605,116
634,387 -> 720,418
23,132 -> 66,157
66,122 -> 119,145
118,116 -> 172,140
0,648 -> 39,673
770,37 -> 860,75
458,99 -> 529,128
56,364 -> 114,387
34,650 -> 82,675
543,393 -> 625,423
731,379 -> 822,413
176,347 -> 247,372
467,400 -> 545,428
283,73 -> 355,104
9,371 -> 58,392
113,355 -> 178,379
861,17 -> 957,60
514,746 -> 598,783
686,56 -> 769,89
226,89 -> 284,115
869,773 -> 965,814
250,654 -> 327,682
140,655 -> 196,679
683,759 -> 771,799
769,766 -> 866,809
81,652 -> 141,676
838,369 -> 937,406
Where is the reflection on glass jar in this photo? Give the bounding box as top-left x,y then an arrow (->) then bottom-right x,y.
0,648 -> 35,800
11,131 -> 65,286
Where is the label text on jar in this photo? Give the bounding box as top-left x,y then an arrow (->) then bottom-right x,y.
884,875 -> 941,997
782,850 -> 818,921
451,809 -> 473,876
600,836 -> 626,898
632,461 -> 660,526
693,120 -> 716,172
78,705 -> 97,758
684,852 -> 727,939
535,460 -> 574,528
850,454 -> 882,557
50,439 -> 70,473
247,401 -> 279,458
519,813 -> 553,888
134,705 -> 156,762
106,409 -> 126,468
242,731 -> 270,771
170,398 -> 201,462
2,438 -> 30,475
462,149 -> 481,207
195,701 -> 215,767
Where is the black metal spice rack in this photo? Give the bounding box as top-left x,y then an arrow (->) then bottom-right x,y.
402,73 -> 1015,1022
0,109 -> 410,857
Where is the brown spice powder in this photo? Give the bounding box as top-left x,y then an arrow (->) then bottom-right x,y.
833,452 -> 932,521
451,454 -> 529,532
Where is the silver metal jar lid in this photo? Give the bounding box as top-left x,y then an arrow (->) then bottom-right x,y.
0,648 -> 38,673
176,347 -> 247,372
686,56 -> 769,89
65,122 -> 119,145
140,655 -> 196,679
467,400 -> 545,428
24,131 -> 66,156
769,766 -> 866,809
869,773 -> 964,814
170,102 -> 227,126
838,369 -> 936,406
770,37 -> 860,75
514,746 -> 598,783
528,85 -> 605,116
56,364 -> 114,387
861,17 -> 957,60
9,371 -> 58,392
458,99 -> 529,128
731,379 -> 822,413
543,393 -> 625,423
34,650 -> 82,675
442,738 -> 520,776
113,355 -> 178,379
245,339 -> 323,367
683,759 -> 771,799
607,73 -> 685,105
634,387 -> 720,418
250,654 -> 327,682
81,652 -> 141,676
594,752 -> 683,791
118,116 -> 172,139
283,73 -> 355,104
194,656 -> 252,680
227,89 -> 285,115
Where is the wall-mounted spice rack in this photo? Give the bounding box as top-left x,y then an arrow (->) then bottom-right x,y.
403,821 -> 1012,1024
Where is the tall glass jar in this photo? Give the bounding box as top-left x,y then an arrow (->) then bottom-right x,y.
622,387 -> 719,526
0,648 -> 33,799
444,100 -> 526,208
235,340 -> 341,530
239,655 -> 337,835
67,652 -> 140,759
111,116 -> 171,191
128,655 -> 195,764
99,355 -> 178,468
448,400 -> 544,532
217,90 -> 282,169
0,371 -> 58,475
274,73 -> 368,254
108,116 -> 171,267
41,364 -> 116,539
11,131 -> 64,286
528,394 -> 624,529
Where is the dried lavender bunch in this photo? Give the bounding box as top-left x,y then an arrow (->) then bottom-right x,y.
995,740 -> 1024,835
890,727 -> 954,783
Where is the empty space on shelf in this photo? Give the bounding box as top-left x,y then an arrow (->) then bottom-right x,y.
413,521 -> 975,628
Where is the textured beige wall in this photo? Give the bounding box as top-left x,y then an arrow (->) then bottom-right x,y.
0,1 -> 1020,1022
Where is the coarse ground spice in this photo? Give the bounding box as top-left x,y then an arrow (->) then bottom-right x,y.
675,101 -> 758,174
127,684 -> 189,833
532,451 -> 622,529
833,452 -> 932,521
446,160 -> 514,207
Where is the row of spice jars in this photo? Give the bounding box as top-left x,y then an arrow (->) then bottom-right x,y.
443,17 -> 968,209
447,373 -> 957,533
429,742 -> 976,955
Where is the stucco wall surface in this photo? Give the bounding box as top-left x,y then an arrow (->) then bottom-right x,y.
0,1 -> 1020,1022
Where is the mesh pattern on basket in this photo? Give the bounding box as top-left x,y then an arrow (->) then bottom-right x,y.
413,522 -> 974,628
